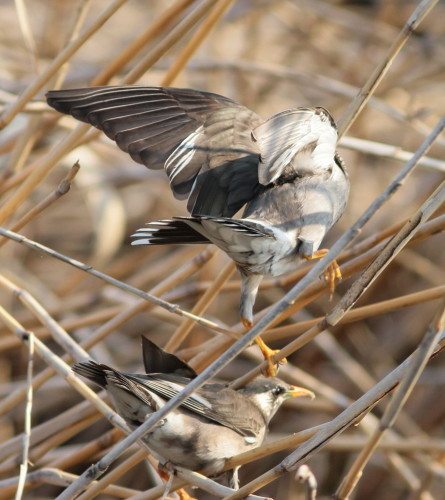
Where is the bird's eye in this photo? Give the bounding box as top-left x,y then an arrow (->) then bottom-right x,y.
273,386 -> 285,396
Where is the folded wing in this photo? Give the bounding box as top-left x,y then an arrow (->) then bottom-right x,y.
252,107 -> 338,184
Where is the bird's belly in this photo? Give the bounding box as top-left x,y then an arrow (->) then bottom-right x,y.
143,413 -> 262,474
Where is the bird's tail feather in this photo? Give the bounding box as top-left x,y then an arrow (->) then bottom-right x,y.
131,219 -> 210,245
132,215 -> 275,248
72,361 -> 110,388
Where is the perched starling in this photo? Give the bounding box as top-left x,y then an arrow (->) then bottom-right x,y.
72,338 -> 314,489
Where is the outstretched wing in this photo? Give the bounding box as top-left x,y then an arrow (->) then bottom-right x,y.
252,107 -> 338,184
46,86 -> 262,217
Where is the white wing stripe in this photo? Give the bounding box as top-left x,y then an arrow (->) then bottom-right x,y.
166,126 -> 203,181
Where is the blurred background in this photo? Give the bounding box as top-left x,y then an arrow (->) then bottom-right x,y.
0,0 -> 445,498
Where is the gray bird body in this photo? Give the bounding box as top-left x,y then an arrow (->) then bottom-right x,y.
94,368 -> 269,474
72,338 -> 310,480
46,86 -> 349,324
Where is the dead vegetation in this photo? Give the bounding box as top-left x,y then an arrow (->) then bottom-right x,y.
0,0 -> 445,499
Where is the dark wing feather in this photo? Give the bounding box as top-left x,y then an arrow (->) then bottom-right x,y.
46,86 -> 262,216
141,336 -> 197,378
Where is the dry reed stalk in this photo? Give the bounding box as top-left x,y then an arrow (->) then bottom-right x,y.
182,58 -> 445,145
52,0 -> 94,90
337,0 -> 440,138
1,0 -> 445,498
0,228 -> 227,333
340,136 -> 445,173
325,436 -> 445,453
0,413 -> 101,475
224,426 -> 321,471
0,0 -> 129,129
396,248 -> 445,286
191,202 -> 445,377
47,428 -> 123,471
264,284 -> 445,343
0,143 -> 51,194
161,0 -> 237,85
76,449 -> 147,500
0,310 -> 173,497
29,413 -> 101,468
222,330 -> 445,499
14,331 -> 34,500
0,122 -> 91,225
0,468 -> 141,498
0,382 -> 95,442
0,0 -> 220,227
0,308 -> 127,431
124,0 -> 218,84
8,116 -> 41,175
0,249 -> 220,417
0,274 -> 90,361
0,247 -> 221,415
175,210 -> 445,334
8,2 -> 91,176
237,349 -> 433,491
92,0 -> 198,85
13,0 -> 38,74
0,162 -> 80,250
335,302 -> 445,499
165,260 -> 236,351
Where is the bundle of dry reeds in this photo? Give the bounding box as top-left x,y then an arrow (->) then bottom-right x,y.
1,1 -> 445,499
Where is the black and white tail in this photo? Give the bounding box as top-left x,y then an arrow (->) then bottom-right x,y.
132,215 -> 274,248
131,218 -> 210,246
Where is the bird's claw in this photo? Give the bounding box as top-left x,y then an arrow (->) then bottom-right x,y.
263,349 -> 287,377
242,319 -> 286,376
158,464 -> 197,500
323,260 -> 342,298
304,249 -> 342,297
255,336 -> 286,377
177,489 -> 197,500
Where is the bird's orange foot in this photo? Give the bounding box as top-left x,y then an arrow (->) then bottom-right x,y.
304,249 -> 342,297
256,336 -> 287,377
157,467 -> 197,500
177,489 -> 196,500
241,318 -> 286,376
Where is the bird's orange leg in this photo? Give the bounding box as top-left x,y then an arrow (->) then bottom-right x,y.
255,336 -> 287,377
177,489 -> 196,500
304,249 -> 342,296
242,317 -> 286,377
157,467 -> 196,500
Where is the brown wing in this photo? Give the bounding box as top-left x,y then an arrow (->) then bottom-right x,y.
123,375 -> 264,437
200,386 -> 266,437
46,86 -> 262,216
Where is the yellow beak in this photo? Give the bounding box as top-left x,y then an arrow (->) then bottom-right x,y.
285,385 -> 315,400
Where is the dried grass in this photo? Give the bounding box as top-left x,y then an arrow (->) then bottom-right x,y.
1,0 -> 445,499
